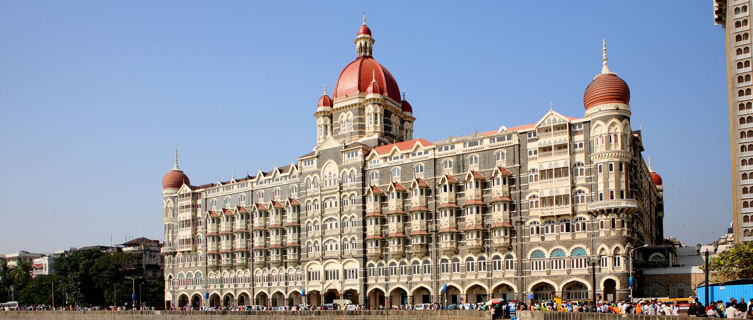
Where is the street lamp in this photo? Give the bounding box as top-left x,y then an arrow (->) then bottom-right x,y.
588,256 -> 598,309
126,276 -> 142,310
628,243 -> 649,301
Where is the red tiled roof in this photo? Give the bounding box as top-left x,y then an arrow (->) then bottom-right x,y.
252,226 -> 267,231
269,244 -> 283,249
414,178 -> 430,188
490,196 -> 512,203
438,227 -> 459,233
269,224 -> 283,229
443,175 -> 458,183
222,208 -> 234,215
497,167 -> 513,176
507,123 -> 535,132
207,232 -> 219,236
252,246 -> 266,250
365,212 -> 383,217
220,249 -> 232,253
237,206 -> 250,214
463,200 -> 485,206
286,242 -> 300,247
299,151 -> 316,159
288,198 -> 301,206
272,201 -> 284,208
492,222 -> 513,228
365,235 -> 383,240
387,210 -> 406,215
208,211 -> 220,218
408,206 -> 429,212
373,139 -> 434,155
470,171 -> 484,179
255,203 -> 268,211
369,185 -> 384,194
437,203 -> 459,209
391,182 -> 407,192
410,230 -> 430,236
233,228 -> 248,232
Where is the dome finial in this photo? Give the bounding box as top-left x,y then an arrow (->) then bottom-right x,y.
648,155 -> 653,172
323,84 -> 327,95
402,91 -> 406,101
173,148 -> 180,170
601,37 -> 611,74
363,13 -> 366,25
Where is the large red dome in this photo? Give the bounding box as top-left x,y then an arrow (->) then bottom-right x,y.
163,169 -> 189,190
583,73 -> 630,110
333,56 -> 401,102
651,171 -> 662,186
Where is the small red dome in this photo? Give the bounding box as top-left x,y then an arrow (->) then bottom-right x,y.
317,94 -> 332,108
163,169 -> 190,190
358,24 -> 372,36
333,56 -> 401,102
583,73 -> 630,110
651,171 -> 662,186
402,99 -> 413,113
366,79 -> 383,95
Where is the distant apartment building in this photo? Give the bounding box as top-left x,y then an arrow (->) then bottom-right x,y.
32,253 -> 61,278
122,237 -> 164,279
2,251 -> 44,268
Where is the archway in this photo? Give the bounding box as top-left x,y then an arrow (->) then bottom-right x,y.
389,287 -> 408,307
343,289 -> 359,304
272,291 -> 285,307
368,288 -> 385,309
603,279 -> 616,302
444,285 -> 461,305
222,293 -> 235,308
492,283 -> 515,301
177,294 -> 189,308
324,289 -> 340,304
209,293 -> 220,308
255,291 -> 268,307
190,294 -> 201,309
531,282 -> 555,302
307,290 -> 321,306
562,281 -> 588,301
288,291 -> 302,306
466,284 -> 488,304
237,292 -> 249,307
412,286 -> 432,304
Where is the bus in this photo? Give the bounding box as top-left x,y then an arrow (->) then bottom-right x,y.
0,301 -> 19,311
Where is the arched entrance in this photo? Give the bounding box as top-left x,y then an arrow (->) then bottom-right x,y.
190,294 -> 202,308
237,292 -> 249,307
272,291 -> 285,307
562,281 -> 588,301
412,286 -> 432,304
306,290 -> 321,306
343,289 -> 359,304
288,291 -> 302,306
177,294 -> 189,308
222,293 -> 235,308
492,283 -> 515,301
444,285 -> 461,305
466,284 -> 488,304
368,288 -> 385,308
389,287 -> 408,307
531,282 -> 555,302
255,292 -> 269,307
323,289 -> 340,304
603,279 -> 616,302
209,293 -> 220,308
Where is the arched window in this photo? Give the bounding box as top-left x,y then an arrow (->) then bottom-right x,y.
469,155 -> 479,165
530,250 -> 546,271
571,247 -> 588,269
573,190 -> 587,204
443,159 -> 453,169
529,221 -> 541,235
392,167 -> 401,179
452,258 -> 461,273
415,164 -> 424,175
478,256 -> 487,272
559,219 -> 571,233
342,172 -> 349,186
465,257 -> 475,272
574,217 -> 587,232
370,171 -> 379,184
573,162 -> 585,177
550,249 -> 566,270
440,259 -> 450,274
492,255 -> 503,271
505,254 -> 515,270
543,220 -> 556,234
496,151 -> 506,161
529,195 -> 539,209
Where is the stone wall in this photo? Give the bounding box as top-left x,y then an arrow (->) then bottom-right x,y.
0,310 -> 489,320
518,311 -> 695,320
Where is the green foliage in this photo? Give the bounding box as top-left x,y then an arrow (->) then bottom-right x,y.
4,249 -> 163,307
706,241 -> 753,281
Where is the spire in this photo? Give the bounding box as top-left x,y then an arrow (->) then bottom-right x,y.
323,84 -> 327,95
362,13 -> 366,25
173,148 -> 180,170
601,38 -> 608,69
402,91 -> 406,101
648,155 -> 653,172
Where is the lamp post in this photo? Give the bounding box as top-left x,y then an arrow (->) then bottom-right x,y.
50,281 -> 54,311
589,256 -> 598,308
628,244 -> 648,301
704,248 -> 710,307
126,276 -> 141,310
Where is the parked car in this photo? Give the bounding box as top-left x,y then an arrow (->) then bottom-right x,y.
345,304 -> 358,310
415,303 -> 433,310
446,304 -> 457,310
322,303 -> 335,310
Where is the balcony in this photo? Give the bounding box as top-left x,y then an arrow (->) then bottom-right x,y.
410,243 -> 427,258
587,199 -> 639,213
440,242 -> 457,255
220,242 -> 233,252
234,257 -> 247,267
286,235 -> 299,244
492,237 -> 511,251
220,223 -> 233,234
388,244 -> 404,259
532,205 -> 572,217
438,218 -> 457,230
221,259 -> 233,268
234,241 -> 248,251
270,255 -> 282,266
160,246 -> 176,254
253,237 -> 267,248
206,242 -> 218,253
269,215 -> 282,226
465,238 -> 484,254
206,224 -> 218,234
287,252 -> 300,265
367,247 -> 382,261
254,259 -> 266,267
324,251 -> 339,259
387,223 -> 404,234
253,218 -> 267,228
207,258 -> 218,268
269,237 -> 283,247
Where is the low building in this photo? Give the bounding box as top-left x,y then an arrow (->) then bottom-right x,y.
637,245 -> 704,298
32,253 -> 62,278
121,237 -> 163,279
2,251 -> 44,268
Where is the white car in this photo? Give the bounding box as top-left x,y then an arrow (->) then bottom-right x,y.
345,304 -> 358,310
415,303 -> 433,310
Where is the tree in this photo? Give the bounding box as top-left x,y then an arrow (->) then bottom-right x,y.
19,275 -> 63,306
705,241 -> 753,281
9,259 -> 32,288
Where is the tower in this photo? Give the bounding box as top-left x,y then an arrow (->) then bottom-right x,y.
714,0 -> 752,242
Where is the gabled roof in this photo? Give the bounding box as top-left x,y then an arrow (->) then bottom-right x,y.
255,203 -> 268,211
410,178 -> 430,188
371,138 -> 434,156
222,208 -> 234,215
438,174 -> 458,184
388,182 -> 407,192
367,185 -> 384,194
494,167 -> 513,176
287,198 -> 301,206
466,170 -> 484,180
534,109 -> 576,128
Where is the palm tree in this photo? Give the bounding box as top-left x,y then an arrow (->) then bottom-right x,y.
9,259 -> 32,287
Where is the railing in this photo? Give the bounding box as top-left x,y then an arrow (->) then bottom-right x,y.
518,311 -> 697,320
587,199 -> 638,212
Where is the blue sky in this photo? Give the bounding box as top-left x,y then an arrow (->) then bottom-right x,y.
0,1 -> 730,253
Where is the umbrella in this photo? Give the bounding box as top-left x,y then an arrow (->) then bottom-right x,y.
486,299 -> 503,306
